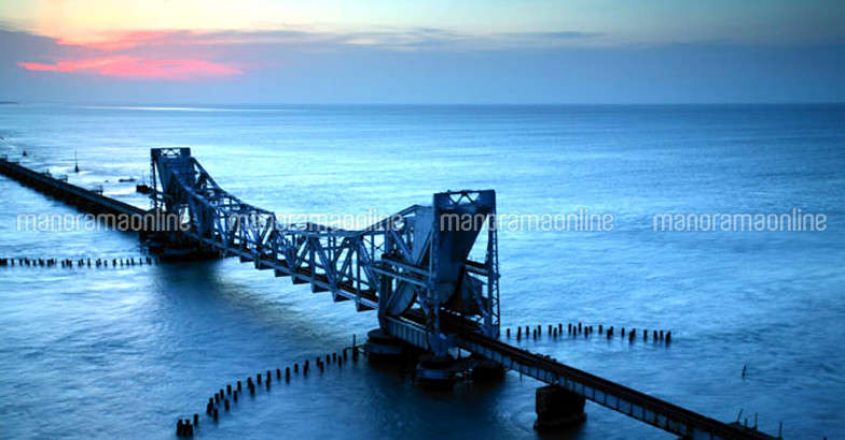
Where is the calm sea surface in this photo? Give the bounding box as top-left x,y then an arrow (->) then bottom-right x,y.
0,104 -> 843,439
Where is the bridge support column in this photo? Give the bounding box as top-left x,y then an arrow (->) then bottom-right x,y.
415,354 -> 456,390
470,357 -> 506,383
364,329 -> 405,362
533,385 -> 586,431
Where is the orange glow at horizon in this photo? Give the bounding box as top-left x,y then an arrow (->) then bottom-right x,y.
11,0 -> 364,45
29,0 -> 276,39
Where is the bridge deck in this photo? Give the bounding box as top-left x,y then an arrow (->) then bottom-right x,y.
0,157 -> 146,218
383,314 -> 776,440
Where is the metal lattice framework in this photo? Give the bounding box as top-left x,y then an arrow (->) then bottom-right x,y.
151,148 -> 499,353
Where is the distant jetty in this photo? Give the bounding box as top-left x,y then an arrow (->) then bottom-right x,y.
0,101 -> 19,105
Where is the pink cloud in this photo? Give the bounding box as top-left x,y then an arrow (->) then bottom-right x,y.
18,55 -> 242,80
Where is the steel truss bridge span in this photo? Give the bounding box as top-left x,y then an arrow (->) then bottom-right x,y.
151,147 -> 500,355
145,147 -> 775,440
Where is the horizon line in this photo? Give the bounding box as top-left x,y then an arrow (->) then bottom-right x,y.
4,100 -> 845,107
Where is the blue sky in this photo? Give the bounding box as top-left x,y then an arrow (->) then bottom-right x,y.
0,0 -> 843,103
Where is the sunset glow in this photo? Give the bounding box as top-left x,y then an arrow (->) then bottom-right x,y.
18,56 -> 241,80
0,0 -> 842,102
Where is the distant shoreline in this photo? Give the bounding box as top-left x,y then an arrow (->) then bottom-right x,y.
0,101 -> 19,105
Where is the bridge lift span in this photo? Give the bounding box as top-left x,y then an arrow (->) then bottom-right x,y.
151,147 -> 500,356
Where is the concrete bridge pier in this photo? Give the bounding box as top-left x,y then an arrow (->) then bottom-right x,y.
533,385 -> 586,432
364,329 -> 406,362
415,354 -> 457,390
470,356 -> 506,383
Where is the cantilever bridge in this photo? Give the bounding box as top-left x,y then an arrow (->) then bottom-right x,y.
0,148 -> 778,440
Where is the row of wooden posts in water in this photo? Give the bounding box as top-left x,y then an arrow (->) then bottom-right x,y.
505,322 -> 672,344
0,255 -> 156,269
176,344 -> 361,437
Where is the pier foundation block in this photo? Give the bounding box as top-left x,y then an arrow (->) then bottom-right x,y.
533,385 -> 586,431
415,354 -> 456,390
470,357 -> 506,383
364,329 -> 405,362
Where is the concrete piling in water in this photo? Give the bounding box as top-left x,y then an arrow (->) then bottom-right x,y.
193,413 -> 199,427
643,329 -> 648,341
237,380 -> 242,392
285,367 -> 291,383
276,368 -> 281,380
666,331 -> 672,344
533,385 -> 586,431
233,390 -> 238,402
304,360 -> 310,375
256,373 -> 262,385
517,327 -> 522,340
213,408 -> 219,422
226,384 -> 232,395
224,399 -> 230,411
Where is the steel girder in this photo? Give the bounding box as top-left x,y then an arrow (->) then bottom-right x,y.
150,147 -> 500,354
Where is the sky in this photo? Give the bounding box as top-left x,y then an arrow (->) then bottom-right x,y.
0,0 -> 843,104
